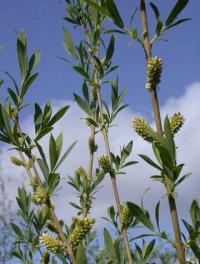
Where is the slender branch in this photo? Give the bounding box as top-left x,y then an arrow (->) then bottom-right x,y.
16,121 -> 76,263
80,5 -> 133,263
96,88 -> 133,264
88,127 -> 96,179
140,1 -> 186,263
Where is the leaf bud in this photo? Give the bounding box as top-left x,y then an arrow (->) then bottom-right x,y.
89,136 -> 98,153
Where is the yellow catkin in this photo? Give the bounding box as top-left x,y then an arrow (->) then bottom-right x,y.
69,218 -> 95,248
98,155 -> 114,174
146,56 -> 163,91
133,117 -> 155,143
39,233 -> 63,253
170,112 -> 185,135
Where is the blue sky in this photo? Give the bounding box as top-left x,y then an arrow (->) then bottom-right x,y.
0,1 -> 200,262
0,0 -> 199,116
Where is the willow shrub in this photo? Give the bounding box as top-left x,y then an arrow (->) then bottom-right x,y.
0,1 -> 199,264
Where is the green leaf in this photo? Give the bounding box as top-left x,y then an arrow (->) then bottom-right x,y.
165,0 -> 189,26
4,71 -> 19,95
56,133 -> 63,159
63,27 -> 78,60
73,65 -> 90,79
139,154 -> 162,171
20,73 -> 39,99
53,141 -> 77,172
0,104 -> 12,136
105,35 -> 115,64
84,0 -> 109,17
37,158 -> 49,180
76,244 -> 87,264
103,228 -> 116,259
35,127 -> 53,141
143,239 -> 156,261
175,173 -> 191,187
190,200 -> 200,228
165,18 -> 191,30
17,32 -> 28,81
49,134 -> 58,171
127,202 -> 155,231
28,50 -> 41,73
11,223 -> 23,238
48,106 -> 69,127
155,201 -> 160,231
34,103 -> 43,133
163,116 -> 175,161
73,93 -> 91,115
105,0 -> 124,28
150,2 -> 160,21
7,88 -> 18,106
47,173 -> 60,193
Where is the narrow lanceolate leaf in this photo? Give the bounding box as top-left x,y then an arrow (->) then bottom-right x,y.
150,2 -> 160,21
63,27 -> 78,60
144,239 -> 156,260
84,0 -> 109,17
48,106 -> 69,127
73,66 -> 90,79
165,18 -> 191,30
106,0 -> 124,28
49,134 -> 58,171
76,244 -> 87,264
103,228 -> 116,259
127,202 -> 155,231
53,141 -> 77,172
28,50 -> 41,73
105,35 -> 115,63
17,33 -> 28,81
0,105 -> 12,136
165,0 -> 189,26
139,154 -> 162,171
20,73 -> 39,99
155,201 -> 160,231
7,88 -> 18,106
73,93 -> 91,115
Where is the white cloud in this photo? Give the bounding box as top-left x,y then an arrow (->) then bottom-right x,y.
1,82 -> 200,232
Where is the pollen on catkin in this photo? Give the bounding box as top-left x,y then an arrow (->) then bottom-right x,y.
69,217 -> 95,249
39,233 -> 63,253
170,112 -> 185,135
133,117 -> 155,143
145,56 -> 163,91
